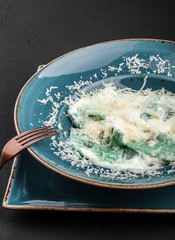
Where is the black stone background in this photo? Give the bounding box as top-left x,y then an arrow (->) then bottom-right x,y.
0,0 -> 175,239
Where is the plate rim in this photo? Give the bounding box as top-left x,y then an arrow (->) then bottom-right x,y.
14,38 -> 175,190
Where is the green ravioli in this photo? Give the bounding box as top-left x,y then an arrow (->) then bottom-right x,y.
67,85 -> 175,170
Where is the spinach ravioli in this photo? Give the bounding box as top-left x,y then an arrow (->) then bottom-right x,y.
68,84 -> 175,171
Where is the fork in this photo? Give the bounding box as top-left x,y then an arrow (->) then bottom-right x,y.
0,126 -> 59,168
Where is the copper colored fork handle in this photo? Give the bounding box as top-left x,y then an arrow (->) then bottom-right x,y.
0,151 -> 16,169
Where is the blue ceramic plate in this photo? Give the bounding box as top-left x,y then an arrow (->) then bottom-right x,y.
14,39 -> 175,189
3,150 -> 175,212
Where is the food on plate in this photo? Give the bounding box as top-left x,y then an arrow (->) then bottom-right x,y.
68,83 -> 175,171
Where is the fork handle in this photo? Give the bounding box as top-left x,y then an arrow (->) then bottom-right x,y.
0,152 -> 14,169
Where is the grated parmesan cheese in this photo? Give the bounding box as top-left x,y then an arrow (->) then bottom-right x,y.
36,53 -> 175,180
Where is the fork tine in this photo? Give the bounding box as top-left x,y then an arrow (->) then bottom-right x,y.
22,132 -> 59,148
20,130 -> 58,145
15,126 -> 51,140
17,127 -> 54,143
0,127 -> 59,169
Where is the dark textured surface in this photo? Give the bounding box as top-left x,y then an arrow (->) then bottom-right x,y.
0,0 -> 175,239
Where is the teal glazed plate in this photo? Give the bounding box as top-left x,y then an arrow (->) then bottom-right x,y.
3,150 -> 175,213
14,39 -> 175,189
